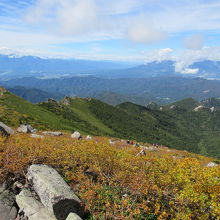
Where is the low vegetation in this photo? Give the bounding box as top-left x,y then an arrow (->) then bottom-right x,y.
0,134 -> 219,219
1,88 -> 220,159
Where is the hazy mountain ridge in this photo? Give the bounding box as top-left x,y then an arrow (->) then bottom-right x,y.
1,54 -> 220,80
0,54 -> 135,80
2,75 -> 220,105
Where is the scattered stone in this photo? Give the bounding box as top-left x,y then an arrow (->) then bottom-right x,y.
16,189 -> 56,220
71,132 -> 81,139
0,122 -> 14,136
170,105 -> 176,109
66,213 -> 82,220
42,131 -> 63,136
136,149 -> 146,156
109,139 -> 115,145
30,134 -> 44,139
27,165 -> 84,220
85,135 -> 92,140
206,162 -> 218,167
17,125 -> 36,134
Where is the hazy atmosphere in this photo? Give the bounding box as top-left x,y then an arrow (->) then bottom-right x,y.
0,1 -> 220,220
1,1 -> 220,72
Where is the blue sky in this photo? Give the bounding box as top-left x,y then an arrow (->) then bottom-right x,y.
1,0 -> 220,72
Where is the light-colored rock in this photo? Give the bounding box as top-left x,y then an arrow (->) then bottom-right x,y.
17,125 -> 36,134
0,122 -> 14,136
27,165 -> 83,219
210,107 -> 215,113
66,213 -> 83,220
109,139 -> 115,145
16,189 -> 56,220
61,97 -> 71,106
42,131 -> 63,136
31,134 -> 44,139
0,181 -> 7,193
206,162 -> 218,167
0,202 -> 17,220
85,135 -> 92,140
71,131 -> 81,139
194,105 -> 205,112
0,190 -> 17,220
169,105 -> 176,109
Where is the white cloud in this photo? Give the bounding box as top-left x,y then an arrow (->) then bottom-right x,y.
2,0 -> 220,61
144,48 -> 173,62
126,20 -> 167,44
184,34 -> 204,50
175,61 -> 199,74
174,47 -> 220,74
56,0 -> 99,36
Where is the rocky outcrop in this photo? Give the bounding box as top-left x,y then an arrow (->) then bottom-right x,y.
0,164 -> 85,220
0,122 -> 14,136
16,189 -> 56,220
42,131 -> 63,136
61,97 -> 71,106
27,164 -> 84,220
17,125 -> 36,134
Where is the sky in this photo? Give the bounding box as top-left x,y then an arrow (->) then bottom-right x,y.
1,0 -> 220,72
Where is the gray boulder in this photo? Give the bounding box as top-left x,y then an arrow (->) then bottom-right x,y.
17,125 -> 36,134
27,164 -> 84,220
16,189 -> 56,220
0,122 -> 14,136
0,190 -> 18,220
42,131 -> 63,136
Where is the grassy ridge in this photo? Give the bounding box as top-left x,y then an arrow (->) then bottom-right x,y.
1,88 -> 220,158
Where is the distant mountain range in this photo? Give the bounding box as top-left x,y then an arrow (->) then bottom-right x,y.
1,87 -> 220,159
1,54 -> 220,80
2,76 -> 220,105
0,54 -> 135,80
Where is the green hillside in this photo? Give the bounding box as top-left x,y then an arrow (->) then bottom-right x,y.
165,98 -> 200,111
1,87 -> 220,159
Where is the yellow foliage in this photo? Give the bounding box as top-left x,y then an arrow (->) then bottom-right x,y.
0,134 -> 219,219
